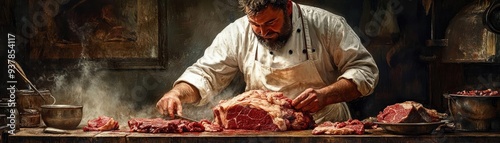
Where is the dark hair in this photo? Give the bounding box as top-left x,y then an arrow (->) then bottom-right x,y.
238,0 -> 288,16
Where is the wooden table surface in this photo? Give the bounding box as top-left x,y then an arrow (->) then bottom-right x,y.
7,127 -> 500,143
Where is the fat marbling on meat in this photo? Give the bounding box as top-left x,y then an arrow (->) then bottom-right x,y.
377,101 -> 444,123
212,90 -> 315,131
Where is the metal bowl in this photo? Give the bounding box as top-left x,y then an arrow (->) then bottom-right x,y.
445,94 -> 500,131
41,105 -> 83,130
375,121 -> 445,135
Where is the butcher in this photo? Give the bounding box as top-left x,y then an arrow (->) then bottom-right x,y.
156,0 -> 379,123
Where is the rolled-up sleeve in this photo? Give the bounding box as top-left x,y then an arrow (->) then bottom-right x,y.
175,24 -> 240,106
329,17 -> 379,96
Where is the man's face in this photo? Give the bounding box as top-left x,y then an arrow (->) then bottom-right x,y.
247,5 -> 292,50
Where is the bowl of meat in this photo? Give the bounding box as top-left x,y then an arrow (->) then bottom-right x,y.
445,89 -> 500,131
376,101 -> 447,135
41,105 -> 83,130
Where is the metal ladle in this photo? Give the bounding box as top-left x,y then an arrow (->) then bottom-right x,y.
7,60 -> 56,105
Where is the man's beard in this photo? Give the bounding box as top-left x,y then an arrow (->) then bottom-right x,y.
254,15 -> 292,51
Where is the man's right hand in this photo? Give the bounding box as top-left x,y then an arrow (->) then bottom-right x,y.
156,90 -> 183,119
156,82 -> 201,119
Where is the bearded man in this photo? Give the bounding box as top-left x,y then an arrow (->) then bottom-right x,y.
157,0 -> 379,123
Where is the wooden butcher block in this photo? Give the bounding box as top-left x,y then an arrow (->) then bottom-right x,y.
7,127 -> 500,143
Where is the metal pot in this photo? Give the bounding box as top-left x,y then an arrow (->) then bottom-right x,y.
16,89 -> 55,112
41,105 -> 83,130
19,109 -> 40,128
444,0 -> 498,63
16,89 -> 55,128
8,60 -> 57,128
444,94 -> 500,131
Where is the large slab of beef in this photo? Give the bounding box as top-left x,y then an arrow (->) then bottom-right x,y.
83,116 -> 119,131
312,119 -> 366,135
212,90 -> 315,131
377,101 -> 443,123
128,118 -> 222,133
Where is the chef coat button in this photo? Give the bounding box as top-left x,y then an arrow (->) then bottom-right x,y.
270,51 -> 273,55
312,48 -> 316,52
302,49 -> 307,53
289,50 -> 293,54
297,29 -> 301,33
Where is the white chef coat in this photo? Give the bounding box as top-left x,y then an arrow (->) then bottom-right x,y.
175,2 -> 379,122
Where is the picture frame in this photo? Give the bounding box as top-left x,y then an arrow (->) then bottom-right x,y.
28,0 -> 167,69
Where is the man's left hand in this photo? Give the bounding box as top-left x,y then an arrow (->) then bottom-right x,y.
291,88 -> 328,113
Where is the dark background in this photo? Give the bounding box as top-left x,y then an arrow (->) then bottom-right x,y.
1,0 -> 499,126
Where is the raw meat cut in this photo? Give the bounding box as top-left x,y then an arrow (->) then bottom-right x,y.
200,119 -> 223,132
213,90 -> 315,131
312,119 -> 365,135
83,116 -> 119,131
128,118 -> 213,133
377,101 -> 443,123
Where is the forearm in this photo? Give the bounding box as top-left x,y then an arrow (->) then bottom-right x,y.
318,78 -> 362,105
169,82 -> 201,103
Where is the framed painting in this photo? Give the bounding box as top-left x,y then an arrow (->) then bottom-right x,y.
28,0 -> 167,69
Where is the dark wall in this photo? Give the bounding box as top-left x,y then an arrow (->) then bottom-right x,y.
2,0 -> 499,125
3,0 -> 247,126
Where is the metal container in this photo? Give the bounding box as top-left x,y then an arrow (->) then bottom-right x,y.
16,89 -> 56,128
444,0 -> 499,63
41,105 -> 83,130
375,122 -> 445,135
19,109 -> 40,128
16,89 -> 54,112
445,94 -> 500,131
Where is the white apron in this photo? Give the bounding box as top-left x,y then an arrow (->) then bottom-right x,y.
245,4 -> 351,123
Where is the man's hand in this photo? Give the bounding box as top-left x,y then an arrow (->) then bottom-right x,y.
156,90 -> 183,119
291,79 -> 363,113
156,82 -> 201,119
291,88 -> 328,113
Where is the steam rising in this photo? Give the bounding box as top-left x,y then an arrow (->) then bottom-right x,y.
43,0 -> 246,129
48,59 -> 244,129
49,61 -> 156,129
